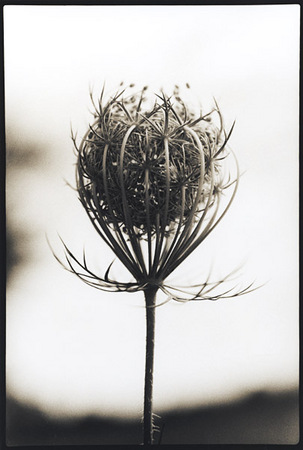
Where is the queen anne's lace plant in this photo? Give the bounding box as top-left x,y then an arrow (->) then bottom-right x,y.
56,83 -> 254,445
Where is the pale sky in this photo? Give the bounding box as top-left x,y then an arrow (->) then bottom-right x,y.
5,5 -> 300,419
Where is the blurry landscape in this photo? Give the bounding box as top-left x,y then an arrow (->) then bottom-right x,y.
5,5 -> 299,447
6,129 -> 46,283
6,389 -> 299,445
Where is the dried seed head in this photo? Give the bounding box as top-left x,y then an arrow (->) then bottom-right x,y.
54,84 -> 256,299
77,86 -> 226,238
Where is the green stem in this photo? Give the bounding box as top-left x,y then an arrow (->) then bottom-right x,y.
143,285 -> 158,445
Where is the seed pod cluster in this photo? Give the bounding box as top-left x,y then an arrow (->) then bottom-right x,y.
54,83 -> 254,300
77,85 -> 226,237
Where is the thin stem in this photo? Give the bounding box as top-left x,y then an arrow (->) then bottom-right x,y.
143,285 -> 158,445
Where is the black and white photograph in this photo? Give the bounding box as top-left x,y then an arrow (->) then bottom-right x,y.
4,4 -> 300,446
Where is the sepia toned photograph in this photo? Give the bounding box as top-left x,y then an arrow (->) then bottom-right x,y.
4,4 -> 300,446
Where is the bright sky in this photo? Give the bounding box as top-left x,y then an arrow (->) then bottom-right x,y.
5,5 -> 300,419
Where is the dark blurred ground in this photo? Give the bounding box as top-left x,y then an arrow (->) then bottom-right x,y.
6,388 -> 299,446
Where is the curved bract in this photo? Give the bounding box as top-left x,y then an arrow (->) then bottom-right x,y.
60,84 -> 253,301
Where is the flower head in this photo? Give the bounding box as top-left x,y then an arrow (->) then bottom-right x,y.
57,84 -> 254,301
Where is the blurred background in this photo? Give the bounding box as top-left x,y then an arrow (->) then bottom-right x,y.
4,5 -> 299,445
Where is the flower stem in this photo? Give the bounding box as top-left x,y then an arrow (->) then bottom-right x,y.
143,285 -> 158,445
